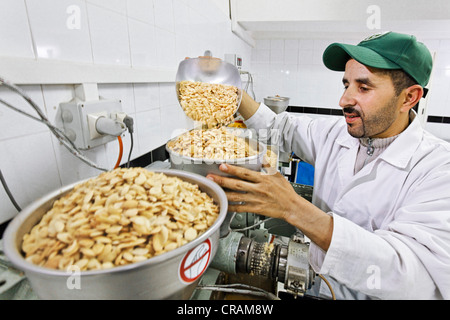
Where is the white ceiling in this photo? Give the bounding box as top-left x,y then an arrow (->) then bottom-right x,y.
232,0 -> 450,40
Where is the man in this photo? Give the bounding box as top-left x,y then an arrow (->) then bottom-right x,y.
206,32 -> 450,299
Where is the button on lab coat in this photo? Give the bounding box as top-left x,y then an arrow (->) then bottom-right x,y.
245,104 -> 450,299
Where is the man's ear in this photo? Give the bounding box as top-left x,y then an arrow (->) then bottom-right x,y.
400,84 -> 423,112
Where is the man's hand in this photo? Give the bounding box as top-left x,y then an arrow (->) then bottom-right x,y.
207,164 -> 302,220
207,164 -> 333,251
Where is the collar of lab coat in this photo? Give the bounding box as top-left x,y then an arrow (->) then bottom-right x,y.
335,110 -> 423,169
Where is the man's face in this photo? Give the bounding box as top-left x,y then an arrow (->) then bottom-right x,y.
339,59 -> 403,139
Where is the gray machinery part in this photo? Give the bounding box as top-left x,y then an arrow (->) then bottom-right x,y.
210,231 -> 315,297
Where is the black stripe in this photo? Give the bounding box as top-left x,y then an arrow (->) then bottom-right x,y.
287,106 -> 341,116
286,105 -> 450,124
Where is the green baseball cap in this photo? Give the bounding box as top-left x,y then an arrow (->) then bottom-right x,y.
322,31 -> 433,87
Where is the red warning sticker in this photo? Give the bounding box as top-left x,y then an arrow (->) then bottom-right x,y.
179,238 -> 211,284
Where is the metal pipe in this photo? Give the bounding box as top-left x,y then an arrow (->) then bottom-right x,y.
209,231 -> 243,274
211,231 -> 282,279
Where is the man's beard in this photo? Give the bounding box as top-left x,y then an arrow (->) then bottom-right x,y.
343,98 -> 398,138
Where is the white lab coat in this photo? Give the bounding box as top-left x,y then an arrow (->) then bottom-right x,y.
245,104 -> 450,300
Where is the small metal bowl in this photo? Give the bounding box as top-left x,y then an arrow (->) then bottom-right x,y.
175,56 -> 243,120
264,96 -> 290,114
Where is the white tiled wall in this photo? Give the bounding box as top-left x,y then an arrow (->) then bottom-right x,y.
251,38 -> 345,108
250,37 -> 450,127
0,0 -> 251,224
425,39 -> 450,141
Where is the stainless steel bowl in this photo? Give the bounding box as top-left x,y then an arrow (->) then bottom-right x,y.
166,134 -> 266,178
2,169 -> 228,300
175,56 -> 243,113
264,96 -> 290,114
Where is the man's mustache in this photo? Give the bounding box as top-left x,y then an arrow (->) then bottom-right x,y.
343,107 -> 361,116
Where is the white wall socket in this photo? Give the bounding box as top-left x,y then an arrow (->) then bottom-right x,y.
87,111 -> 108,140
59,98 -> 123,150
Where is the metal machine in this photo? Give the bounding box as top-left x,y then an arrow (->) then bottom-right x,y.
191,178 -> 319,300
209,227 -> 316,299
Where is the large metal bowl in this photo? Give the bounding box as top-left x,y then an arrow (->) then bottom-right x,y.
2,169 -> 228,300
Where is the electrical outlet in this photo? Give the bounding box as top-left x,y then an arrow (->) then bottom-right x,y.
59,98 -> 123,150
87,111 -> 108,140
